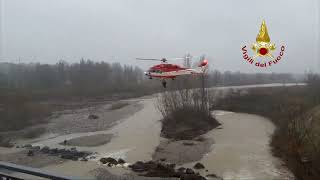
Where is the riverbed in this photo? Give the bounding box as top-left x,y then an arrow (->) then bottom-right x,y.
0,83 -> 302,179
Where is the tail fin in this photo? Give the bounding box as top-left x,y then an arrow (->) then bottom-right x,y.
198,59 -> 208,67
197,59 -> 208,73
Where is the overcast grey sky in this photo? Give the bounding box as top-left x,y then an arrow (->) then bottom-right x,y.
0,0 -> 319,73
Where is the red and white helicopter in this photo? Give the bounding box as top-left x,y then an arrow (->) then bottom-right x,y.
136,56 -> 208,88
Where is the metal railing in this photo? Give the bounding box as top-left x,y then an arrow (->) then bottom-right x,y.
0,161 -> 87,180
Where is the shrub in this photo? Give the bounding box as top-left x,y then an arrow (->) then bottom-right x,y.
157,79 -> 219,140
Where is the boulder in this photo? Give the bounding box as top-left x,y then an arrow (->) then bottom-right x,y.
174,167 -> 186,177
185,168 -> 195,174
57,148 -> 67,154
177,167 -> 186,173
99,157 -> 118,165
60,152 -> 78,161
31,146 -> 41,152
144,161 -> 158,169
77,151 -> 91,158
118,158 -> 126,164
88,114 -> 99,119
27,150 -> 34,156
49,148 -> 58,155
193,162 -> 205,169
24,144 -> 32,148
89,156 -> 96,159
80,157 -> 88,161
167,163 -> 176,169
129,161 -> 147,172
40,146 -> 50,153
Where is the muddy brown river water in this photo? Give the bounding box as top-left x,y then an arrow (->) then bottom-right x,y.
3,83 -> 303,179
183,111 -> 294,179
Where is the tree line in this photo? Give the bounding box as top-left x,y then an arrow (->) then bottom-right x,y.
0,60 -> 301,99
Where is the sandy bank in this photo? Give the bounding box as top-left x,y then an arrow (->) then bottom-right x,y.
59,134 -> 113,147
0,149 -> 66,168
152,138 -> 214,164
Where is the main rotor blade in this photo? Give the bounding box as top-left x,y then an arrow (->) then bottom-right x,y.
168,58 -> 185,60
136,58 -> 163,61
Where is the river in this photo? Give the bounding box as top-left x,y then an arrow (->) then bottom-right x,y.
8,83 -> 303,179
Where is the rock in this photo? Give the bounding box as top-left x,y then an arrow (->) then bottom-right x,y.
31,146 -> 41,152
168,163 -> 176,169
99,157 -> 118,165
118,158 -> 126,164
174,167 -> 186,177
77,151 -> 91,157
129,161 -> 147,172
49,148 -> 59,155
88,114 -> 99,119
144,161 -> 158,169
193,162 -> 205,169
185,168 -> 195,174
89,156 -> 96,159
128,161 -> 177,177
107,163 -> 115,167
24,144 -> 32,148
57,148 -> 67,154
177,167 -> 186,173
27,150 -> 34,156
80,157 -> 88,161
40,146 -> 50,153
60,152 -> 78,161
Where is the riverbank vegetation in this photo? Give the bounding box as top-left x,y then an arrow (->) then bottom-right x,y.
157,75 -> 220,140
213,73 -> 320,180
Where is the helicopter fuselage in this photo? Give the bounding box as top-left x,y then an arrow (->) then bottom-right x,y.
144,63 -> 200,79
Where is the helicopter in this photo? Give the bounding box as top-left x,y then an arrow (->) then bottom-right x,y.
136,56 -> 208,88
